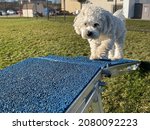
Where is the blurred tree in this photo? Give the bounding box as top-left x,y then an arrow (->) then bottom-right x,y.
0,0 -> 6,11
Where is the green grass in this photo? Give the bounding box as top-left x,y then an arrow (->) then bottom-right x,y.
0,17 -> 150,112
0,17 -> 89,68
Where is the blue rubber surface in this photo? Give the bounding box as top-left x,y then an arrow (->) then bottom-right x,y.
0,55 -> 137,113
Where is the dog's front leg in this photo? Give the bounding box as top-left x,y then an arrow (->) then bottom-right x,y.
88,39 -> 100,60
96,38 -> 115,59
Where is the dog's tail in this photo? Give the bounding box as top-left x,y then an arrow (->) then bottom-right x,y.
113,9 -> 125,22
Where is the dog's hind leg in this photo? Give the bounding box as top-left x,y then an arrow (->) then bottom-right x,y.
113,34 -> 125,60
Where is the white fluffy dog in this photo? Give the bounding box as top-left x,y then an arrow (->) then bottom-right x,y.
73,4 -> 126,60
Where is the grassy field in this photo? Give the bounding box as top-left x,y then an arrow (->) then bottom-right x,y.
0,17 -> 150,112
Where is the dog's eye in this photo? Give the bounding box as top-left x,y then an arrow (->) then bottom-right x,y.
93,23 -> 99,28
84,23 -> 87,26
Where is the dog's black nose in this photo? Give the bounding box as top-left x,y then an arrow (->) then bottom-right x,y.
87,31 -> 93,37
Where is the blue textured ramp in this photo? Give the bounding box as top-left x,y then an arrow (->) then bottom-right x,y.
0,56 -> 137,113
0,58 -> 102,113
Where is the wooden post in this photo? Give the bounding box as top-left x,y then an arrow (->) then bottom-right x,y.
115,0 -> 117,12
46,0 -> 49,20
63,0 -> 66,21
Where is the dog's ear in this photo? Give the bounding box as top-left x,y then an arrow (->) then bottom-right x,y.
73,15 -> 81,35
102,13 -> 113,34
106,14 -> 113,33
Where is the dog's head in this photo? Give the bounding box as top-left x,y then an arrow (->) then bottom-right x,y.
73,4 -> 113,40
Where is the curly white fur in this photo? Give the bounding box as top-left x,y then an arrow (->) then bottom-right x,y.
73,4 -> 126,60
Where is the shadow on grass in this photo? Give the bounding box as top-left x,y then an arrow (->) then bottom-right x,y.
139,61 -> 150,76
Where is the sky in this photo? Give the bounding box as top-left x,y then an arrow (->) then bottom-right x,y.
49,0 -> 60,3
51,0 -> 60,3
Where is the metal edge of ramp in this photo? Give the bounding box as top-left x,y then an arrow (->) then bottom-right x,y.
66,60 -> 140,113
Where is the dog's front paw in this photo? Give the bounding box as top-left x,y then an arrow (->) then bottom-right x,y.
108,55 -> 114,60
89,55 -> 99,60
110,57 -> 123,60
98,53 -> 108,60
96,49 -> 108,60
90,55 -> 108,60
111,55 -> 123,60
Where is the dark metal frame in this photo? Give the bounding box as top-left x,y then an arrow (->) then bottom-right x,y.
66,61 -> 140,113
